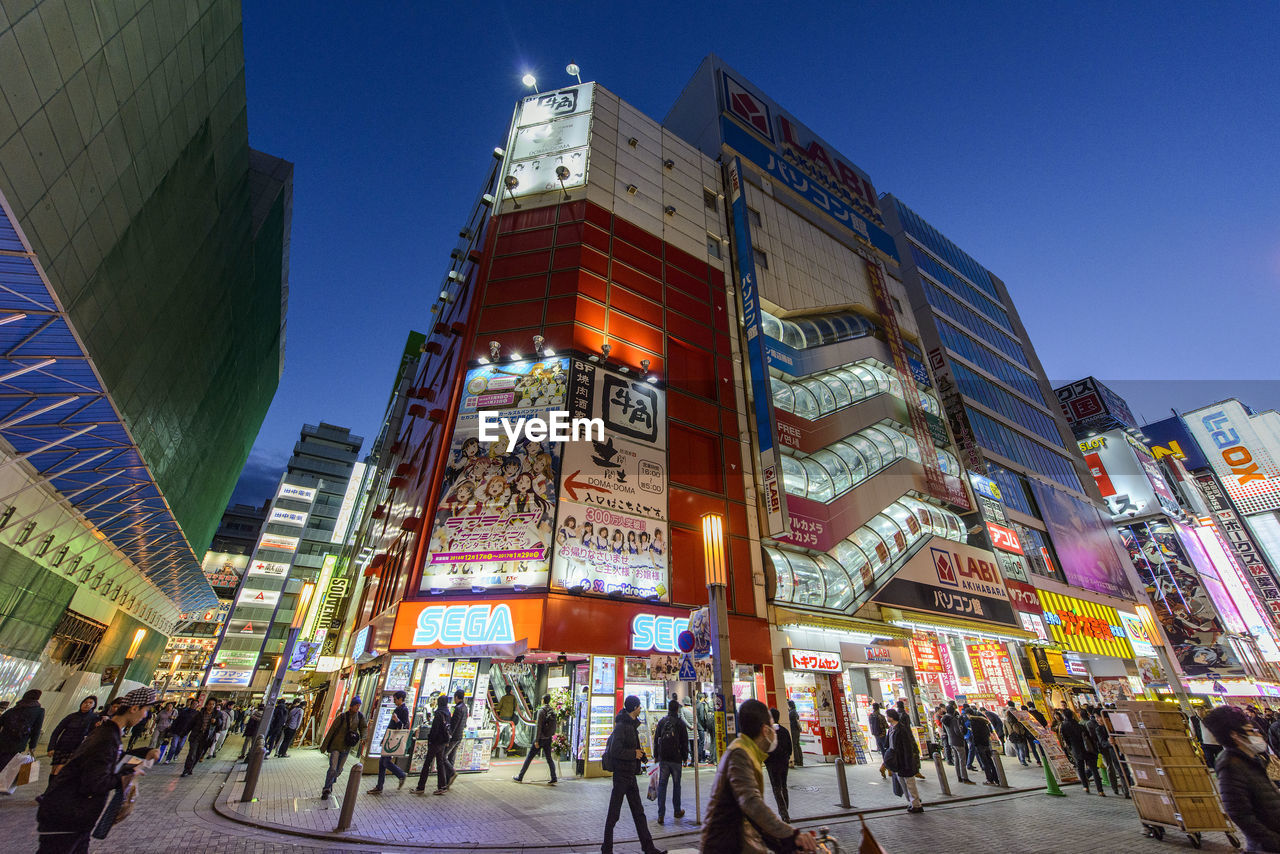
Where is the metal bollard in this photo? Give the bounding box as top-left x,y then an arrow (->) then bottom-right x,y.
335,762 -> 362,831
240,737 -> 266,803
834,758 -> 852,809
992,749 -> 1009,788
932,749 -> 952,797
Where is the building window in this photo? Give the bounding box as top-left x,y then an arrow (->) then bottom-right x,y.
703,189 -> 718,210
753,247 -> 769,270
748,207 -> 762,228
706,236 -> 721,259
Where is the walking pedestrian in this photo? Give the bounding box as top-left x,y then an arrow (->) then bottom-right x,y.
868,702 -> 888,754
164,699 -> 198,764
680,698 -> 697,767
1003,701 -> 1031,766
238,703 -> 264,760
0,689 -> 45,776
35,687 -> 159,854
492,687 -> 517,758
149,701 -> 175,760
180,698 -> 223,777
942,703 -> 973,784
787,699 -> 803,767
701,699 -> 817,853
601,695 -> 664,854
651,698 -> 687,822
263,699 -> 287,756
700,695 -> 716,762
369,691 -> 410,793
319,696 -> 366,799
765,707 -> 792,821
1195,706 -> 1224,768
1019,703 -> 1047,766
412,694 -> 454,796
964,704 -> 999,785
1203,705 -> 1280,853
1084,707 -> 1123,795
514,693 -> 559,784
884,708 -> 924,812
1058,708 -> 1103,795
47,696 -> 97,776
277,699 -> 304,757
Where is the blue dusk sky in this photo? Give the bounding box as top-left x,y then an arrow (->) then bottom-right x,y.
232,1 -> 1280,503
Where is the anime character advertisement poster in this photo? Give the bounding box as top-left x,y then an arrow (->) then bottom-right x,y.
549,359 -> 670,600
421,358 -> 569,592
1119,520 -> 1246,678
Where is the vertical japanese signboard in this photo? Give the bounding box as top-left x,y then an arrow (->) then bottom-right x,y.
550,360 -> 670,600
726,158 -> 787,536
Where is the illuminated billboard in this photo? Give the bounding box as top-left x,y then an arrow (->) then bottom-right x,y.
1184,400 -> 1280,514
1031,481 -> 1135,599
501,83 -> 593,201
1079,429 -> 1180,520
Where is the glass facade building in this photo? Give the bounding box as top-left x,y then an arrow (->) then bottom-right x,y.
883,195 -> 1108,582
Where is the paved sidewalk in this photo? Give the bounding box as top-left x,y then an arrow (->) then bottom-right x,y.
215,749 -> 1053,848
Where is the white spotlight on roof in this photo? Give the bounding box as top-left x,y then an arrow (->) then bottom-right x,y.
566,63 -> 581,83
521,73 -> 538,92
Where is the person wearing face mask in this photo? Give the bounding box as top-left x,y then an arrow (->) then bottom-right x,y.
1202,705 -> 1280,853
884,708 -> 924,813
701,699 -> 817,853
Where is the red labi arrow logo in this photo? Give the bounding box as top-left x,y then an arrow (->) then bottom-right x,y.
563,471 -> 611,502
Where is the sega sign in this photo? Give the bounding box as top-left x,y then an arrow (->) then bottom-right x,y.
412,604 -> 514,647
390,598 -> 543,651
631,614 -> 690,653
931,546 -> 1007,598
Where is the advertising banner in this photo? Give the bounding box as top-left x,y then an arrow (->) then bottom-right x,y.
389,598 -> 544,653
201,552 -> 248,588
1178,525 -> 1250,635
1030,480 -> 1135,599
1194,472 -> 1280,622
421,358 -> 569,592
1118,611 -> 1158,657
1036,589 -> 1133,659
727,157 -> 787,537
501,83 -> 593,200
966,641 -> 1021,702
550,359 -> 670,600
1184,400 -> 1280,515
235,588 -> 280,609
1192,526 -> 1280,661
1120,520 -> 1247,678
247,559 -> 290,578
871,541 -> 1019,627
1080,429 -> 1181,519
1143,415 -> 1210,471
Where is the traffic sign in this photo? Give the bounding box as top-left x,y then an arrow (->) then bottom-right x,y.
677,630 -> 695,653
678,653 -> 697,681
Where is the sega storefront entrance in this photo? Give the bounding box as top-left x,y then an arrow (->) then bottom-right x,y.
353,594 -> 771,778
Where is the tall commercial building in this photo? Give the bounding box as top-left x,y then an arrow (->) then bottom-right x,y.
0,1 -> 288,699
207,424 -> 362,691
882,198 -> 1135,601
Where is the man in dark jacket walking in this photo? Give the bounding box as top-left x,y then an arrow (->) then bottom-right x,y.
319,696 -> 366,798
602,695 -> 663,854
164,698 -> 198,764
787,699 -> 803,767
35,687 -> 158,853
180,698 -> 223,777
766,707 -> 793,821
413,695 -> 453,796
277,700 -> 304,757
868,703 -> 888,753
514,693 -> 559,784
263,699 -> 288,756
369,691 -> 410,793
0,689 -> 44,775
445,689 -> 467,778
1058,709 -> 1103,795
653,698 -> 688,823
941,703 -> 972,784
964,705 -> 999,785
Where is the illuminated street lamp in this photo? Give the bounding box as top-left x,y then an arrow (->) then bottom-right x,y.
160,653 -> 182,699
702,513 -> 733,751
106,627 -> 147,703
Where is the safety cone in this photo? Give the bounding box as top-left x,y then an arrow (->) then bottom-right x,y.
1044,761 -> 1066,797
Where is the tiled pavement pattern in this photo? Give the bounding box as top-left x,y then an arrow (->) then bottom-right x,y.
0,749 -> 1237,853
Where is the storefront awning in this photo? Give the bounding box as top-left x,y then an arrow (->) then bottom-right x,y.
774,608 -> 914,641
880,608 -> 1039,643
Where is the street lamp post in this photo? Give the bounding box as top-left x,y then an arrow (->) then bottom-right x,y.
701,514 -> 732,754
160,653 -> 182,699
106,628 -> 148,704
263,582 -> 315,711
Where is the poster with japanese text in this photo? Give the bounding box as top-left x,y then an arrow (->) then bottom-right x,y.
420,358 -> 569,592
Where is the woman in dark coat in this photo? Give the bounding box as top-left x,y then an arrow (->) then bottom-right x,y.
47,696 -> 98,773
1203,705 -> 1280,853
883,709 -> 923,813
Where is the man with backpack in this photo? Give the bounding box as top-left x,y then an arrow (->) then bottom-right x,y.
1004,701 -> 1032,766
319,696 -> 366,799
0,689 -> 44,777
1058,708 -> 1103,794
1085,707 -> 1123,795
941,703 -> 973,784
277,699 -> 304,757
513,693 -> 559,784
601,695 -> 663,854
868,702 -> 888,753
964,704 -> 999,785
653,698 -> 688,823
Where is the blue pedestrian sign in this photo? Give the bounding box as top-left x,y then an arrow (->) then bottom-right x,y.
678,653 -> 697,681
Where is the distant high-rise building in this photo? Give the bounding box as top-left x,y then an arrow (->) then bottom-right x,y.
207,424 -> 362,690
0,0 -> 288,695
